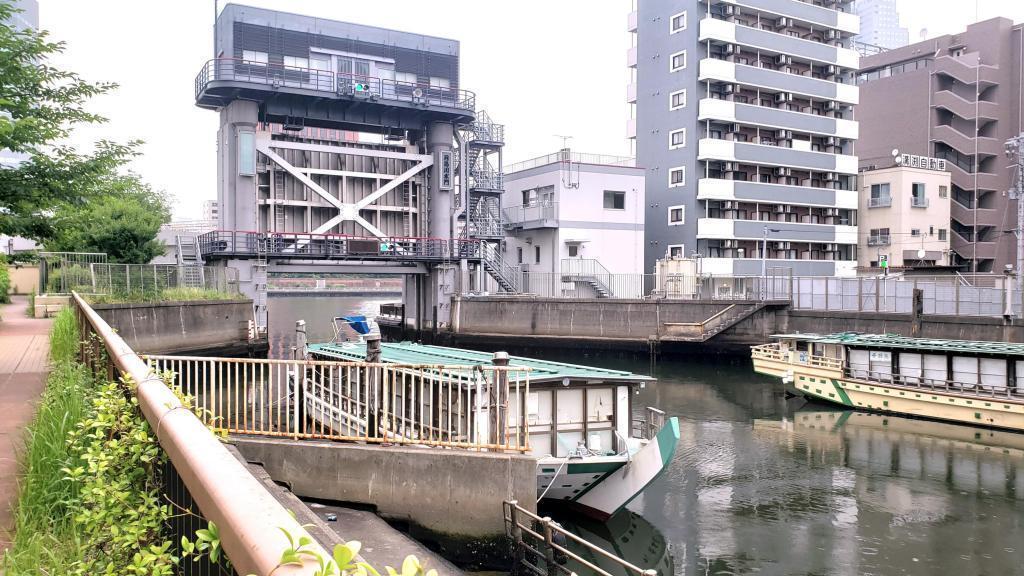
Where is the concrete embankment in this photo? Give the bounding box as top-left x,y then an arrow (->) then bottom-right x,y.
232,437 -> 536,568
433,296 -> 1024,354
91,299 -> 264,356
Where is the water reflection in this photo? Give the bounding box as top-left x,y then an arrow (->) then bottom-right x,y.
545,510 -> 673,576
582,358 -> 1024,576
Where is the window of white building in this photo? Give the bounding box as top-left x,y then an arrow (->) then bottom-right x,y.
669,89 -> 687,110
669,128 -> 686,149
667,244 -> 685,258
670,50 -> 687,72
668,205 -> 685,226
669,166 -> 686,187
603,191 -> 626,210
670,11 -> 687,33
283,56 -> 309,69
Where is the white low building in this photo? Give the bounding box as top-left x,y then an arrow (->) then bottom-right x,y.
501,149 -> 645,296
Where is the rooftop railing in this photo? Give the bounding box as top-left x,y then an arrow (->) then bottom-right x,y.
505,150 -> 636,174
195,58 -> 476,112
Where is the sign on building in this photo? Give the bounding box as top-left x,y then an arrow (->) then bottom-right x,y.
440,150 -> 453,191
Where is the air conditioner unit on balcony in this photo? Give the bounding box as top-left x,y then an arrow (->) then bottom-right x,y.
776,54 -> 790,66
723,5 -> 741,16
827,65 -> 838,75
775,241 -> 792,250
723,162 -> 736,172
825,101 -> 838,111
825,172 -> 837,181
825,208 -> 839,216
779,130 -> 793,139
774,204 -> 787,213
826,136 -> 837,146
775,167 -> 791,177
723,83 -> 735,94
722,201 -> 737,210
725,44 -> 737,55
824,243 -> 838,252
729,123 -> 741,133
777,17 -> 791,28
827,30 -> 840,40
722,240 -> 737,248
775,92 -> 789,103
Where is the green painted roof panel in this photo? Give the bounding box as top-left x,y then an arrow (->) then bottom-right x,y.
306,341 -> 651,383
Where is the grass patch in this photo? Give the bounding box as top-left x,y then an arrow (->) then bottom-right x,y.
85,287 -> 239,305
3,309 -> 90,572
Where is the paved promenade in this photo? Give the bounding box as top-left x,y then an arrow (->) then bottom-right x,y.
0,296 -> 52,552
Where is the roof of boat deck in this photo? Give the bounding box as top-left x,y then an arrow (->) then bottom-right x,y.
307,341 -> 652,383
770,333 -> 1024,358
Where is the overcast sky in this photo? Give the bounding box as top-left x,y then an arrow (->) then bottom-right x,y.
37,0 -> 1024,219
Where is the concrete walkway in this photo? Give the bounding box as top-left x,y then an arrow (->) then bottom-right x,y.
0,296 -> 52,552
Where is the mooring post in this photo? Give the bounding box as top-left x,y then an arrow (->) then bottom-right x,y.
366,334 -> 383,439
541,517 -> 556,576
491,351 -> 510,447
294,320 -> 307,360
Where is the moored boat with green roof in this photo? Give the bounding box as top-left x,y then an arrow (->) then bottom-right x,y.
305,333 -> 679,521
752,333 -> 1024,430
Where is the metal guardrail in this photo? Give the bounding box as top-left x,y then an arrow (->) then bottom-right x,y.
503,501 -> 658,576
911,197 -> 930,208
198,230 -> 483,261
145,355 -> 532,452
867,197 -> 891,208
504,202 -> 558,227
867,235 -> 891,246
71,293 -> 329,575
195,58 -> 476,111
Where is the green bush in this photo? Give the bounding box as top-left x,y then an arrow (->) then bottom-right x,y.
0,254 -> 10,304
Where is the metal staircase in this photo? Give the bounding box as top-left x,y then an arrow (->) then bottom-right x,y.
481,242 -> 520,293
174,235 -> 206,288
560,258 -> 615,298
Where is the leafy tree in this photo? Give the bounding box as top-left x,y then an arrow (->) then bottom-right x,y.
46,174 -> 171,263
0,0 -> 138,242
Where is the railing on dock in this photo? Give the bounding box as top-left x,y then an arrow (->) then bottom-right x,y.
71,293 -> 329,575
145,355 -> 532,452
503,501 -> 659,576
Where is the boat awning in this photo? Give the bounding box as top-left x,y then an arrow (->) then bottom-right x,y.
306,341 -> 652,385
770,332 -> 1024,358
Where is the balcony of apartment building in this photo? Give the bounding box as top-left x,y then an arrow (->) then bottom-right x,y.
933,142 -> 1003,191
933,123 -> 1003,157
950,187 -> 1002,228
699,54 -> 859,106
696,206 -> 857,245
699,7 -> 859,69
933,54 -> 1000,88
932,89 -> 998,122
503,201 -> 559,230
703,0 -> 858,36
697,172 -> 857,210
698,92 -> 858,140
698,128 -> 857,175
949,222 -> 998,261
865,231 -> 891,246
697,238 -> 857,277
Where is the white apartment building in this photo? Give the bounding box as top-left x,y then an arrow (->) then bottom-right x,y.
502,150 -> 645,288
858,162 -> 952,270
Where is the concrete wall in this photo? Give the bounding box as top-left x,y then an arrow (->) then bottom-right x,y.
455,296 -> 735,341
232,437 -> 536,564
7,266 -> 38,295
91,299 -> 254,355
450,297 -> 1024,350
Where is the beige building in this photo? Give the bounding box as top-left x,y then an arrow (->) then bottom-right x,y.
858,162 -> 951,270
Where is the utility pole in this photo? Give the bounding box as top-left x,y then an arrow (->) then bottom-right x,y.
1005,134 -> 1024,299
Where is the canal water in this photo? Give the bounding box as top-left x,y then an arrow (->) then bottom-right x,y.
268,295 -> 1024,576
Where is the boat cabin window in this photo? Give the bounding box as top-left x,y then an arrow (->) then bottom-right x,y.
514,385 -> 622,457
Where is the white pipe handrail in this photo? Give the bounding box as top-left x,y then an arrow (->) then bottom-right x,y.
72,292 -> 327,575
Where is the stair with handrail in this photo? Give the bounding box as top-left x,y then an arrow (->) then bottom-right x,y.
175,235 -> 206,289
481,242 -> 521,293
560,259 -> 615,298
660,302 -> 770,342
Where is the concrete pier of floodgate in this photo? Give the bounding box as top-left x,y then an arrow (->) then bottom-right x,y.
421,296 -> 1024,353
231,436 -> 537,568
